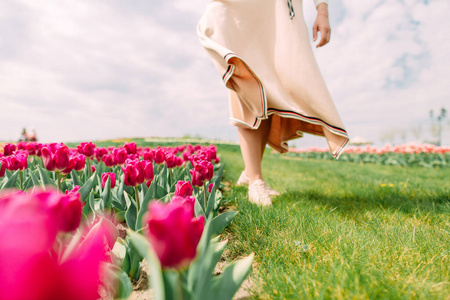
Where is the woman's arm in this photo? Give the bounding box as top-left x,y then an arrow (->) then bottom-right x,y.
313,3 -> 331,48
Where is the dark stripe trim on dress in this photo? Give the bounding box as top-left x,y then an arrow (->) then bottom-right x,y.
267,107 -> 348,136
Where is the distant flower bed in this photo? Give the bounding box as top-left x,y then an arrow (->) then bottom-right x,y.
286,144 -> 450,168
0,141 -> 252,300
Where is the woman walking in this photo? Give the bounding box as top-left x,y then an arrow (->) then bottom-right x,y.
198,0 -> 349,205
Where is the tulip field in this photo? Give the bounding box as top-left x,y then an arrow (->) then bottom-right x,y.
285,144 -> 450,168
1,138 -> 449,299
0,140 -> 252,300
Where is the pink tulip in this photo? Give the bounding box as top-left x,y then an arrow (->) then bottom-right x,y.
144,199 -> 204,270
121,159 -> 145,187
77,142 -> 96,157
25,142 -> 39,156
124,142 -> 137,155
165,153 -> 178,169
91,165 -> 96,173
208,183 -> 216,193
73,154 -> 86,172
41,143 -> 71,172
190,160 -> 214,187
171,195 -> 196,213
143,150 -> 154,162
0,190 -> 117,300
4,151 -> 28,171
142,160 -> 154,183
153,148 -> 165,164
94,147 -> 108,162
101,172 -> 117,189
3,143 -> 16,156
174,181 -> 193,198
66,185 -> 81,196
113,147 -> 128,165
102,154 -> 116,167
0,158 -> 5,177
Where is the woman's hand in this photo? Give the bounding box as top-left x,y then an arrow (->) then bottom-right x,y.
313,3 -> 331,48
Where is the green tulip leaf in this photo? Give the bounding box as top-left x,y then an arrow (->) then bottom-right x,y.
114,268 -> 133,300
101,177 -> 112,209
30,169 -> 41,188
37,165 -> 56,188
1,170 -> 20,189
210,253 -> 254,300
125,198 -> 137,231
136,179 -> 157,231
128,230 -> 165,300
70,170 -> 82,187
206,184 -> 216,217
78,172 -> 96,202
210,210 -> 239,237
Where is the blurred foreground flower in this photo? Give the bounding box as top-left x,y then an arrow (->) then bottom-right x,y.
0,189 -> 118,300
144,198 -> 204,270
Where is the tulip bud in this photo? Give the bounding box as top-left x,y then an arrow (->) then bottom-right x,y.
41,143 -> 70,172
124,142 -> 137,155
121,159 -> 145,187
174,181 -> 193,198
102,154 -> 115,167
3,143 -> 16,156
165,153 -> 177,169
153,149 -> 165,164
113,148 -> 128,165
0,158 -> 6,177
144,200 -> 204,270
73,154 -> 86,172
101,172 -> 116,189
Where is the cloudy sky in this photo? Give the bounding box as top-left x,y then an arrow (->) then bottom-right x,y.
1,0 -> 449,147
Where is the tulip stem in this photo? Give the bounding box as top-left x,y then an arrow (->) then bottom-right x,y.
134,186 -> 140,212
86,157 -> 92,178
203,182 -> 208,211
19,171 -> 24,190
57,172 -> 62,192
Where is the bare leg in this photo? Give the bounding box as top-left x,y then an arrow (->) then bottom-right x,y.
237,116 -> 272,185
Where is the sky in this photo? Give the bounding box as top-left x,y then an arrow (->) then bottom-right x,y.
0,0 -> 449,147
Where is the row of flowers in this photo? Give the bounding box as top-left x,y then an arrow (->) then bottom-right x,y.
286,144 -> 450,168
0,141 -> 252,300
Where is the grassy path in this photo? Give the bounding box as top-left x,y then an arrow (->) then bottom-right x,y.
217,144 -> 450,299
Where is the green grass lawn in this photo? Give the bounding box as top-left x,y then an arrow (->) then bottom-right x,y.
216,144 -> 450,299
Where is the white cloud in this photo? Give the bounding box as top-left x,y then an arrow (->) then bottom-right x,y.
0,0 -> 448,147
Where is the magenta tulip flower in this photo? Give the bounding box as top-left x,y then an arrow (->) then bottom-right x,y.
142,160 -> 154,183
101,172 -> 116,189
174,180 -> 193,198
41,143 -> 70,172
165,153 -> 178,169
4,151 -> 28,171
0,190 -> 117,300
153,148 -> 165,164
144,199 -> 204,270
73,154 -> 86,172
190,160 -> 214,187
102,154 -> 115,167
0,158 -> 6,177
3,143 -> 16,156
113,147 -> 128,165
94,147 -> 108,162
124,142 -> 137,155
77,142 -> 96,157
121,159 -> 145,187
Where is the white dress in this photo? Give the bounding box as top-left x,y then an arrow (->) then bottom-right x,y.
197,0 -> 349,158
